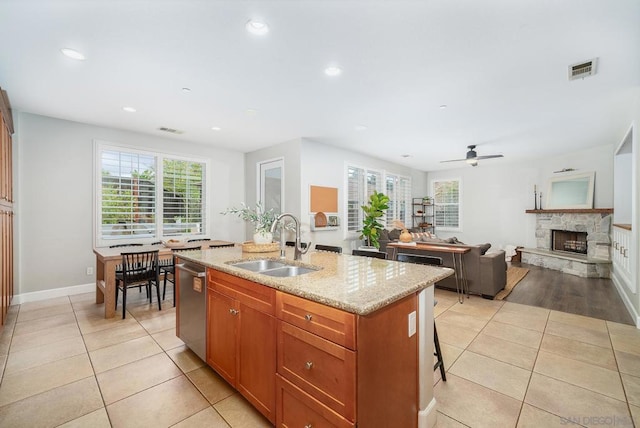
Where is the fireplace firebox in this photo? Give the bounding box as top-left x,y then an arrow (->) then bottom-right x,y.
551,230 -> 588,255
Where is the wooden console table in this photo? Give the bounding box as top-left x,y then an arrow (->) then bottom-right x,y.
388,242 -> 470,303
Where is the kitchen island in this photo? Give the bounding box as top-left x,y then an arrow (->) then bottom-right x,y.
176,246 -> 453,428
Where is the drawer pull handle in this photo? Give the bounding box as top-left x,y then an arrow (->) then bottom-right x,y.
305,361 -> 313,370
229,308 -> 239,315
304,314 -> 313,321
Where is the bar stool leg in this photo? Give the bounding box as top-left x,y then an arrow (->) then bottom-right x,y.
434,322 -> 446,381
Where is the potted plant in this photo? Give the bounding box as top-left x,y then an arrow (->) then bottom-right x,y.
221,202 -> 277,244
359,191 -> 390,249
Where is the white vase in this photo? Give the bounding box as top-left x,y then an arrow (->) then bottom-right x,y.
253,230 -> 273,244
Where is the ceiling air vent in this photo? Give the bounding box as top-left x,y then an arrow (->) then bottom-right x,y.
158,127 -> 184,135
568,58 -> 598,80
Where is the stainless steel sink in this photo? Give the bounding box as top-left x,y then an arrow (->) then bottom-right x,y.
230,259 -> 287,272
260,265 -> 318,277
228,259 -> 319,277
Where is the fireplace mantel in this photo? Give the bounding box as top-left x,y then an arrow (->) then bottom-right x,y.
525,208 -> 613,214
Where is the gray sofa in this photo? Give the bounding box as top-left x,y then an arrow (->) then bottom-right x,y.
380,230 -> 507,299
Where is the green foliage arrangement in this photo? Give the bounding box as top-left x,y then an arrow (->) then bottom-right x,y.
360,191 -> 390,248
221,202 -> 277,233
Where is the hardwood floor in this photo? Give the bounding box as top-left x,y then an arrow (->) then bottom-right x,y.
505,262 -> 635,325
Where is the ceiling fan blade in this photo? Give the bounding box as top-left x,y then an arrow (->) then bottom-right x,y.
475,154 -> 504,160
439,158 -> 467,163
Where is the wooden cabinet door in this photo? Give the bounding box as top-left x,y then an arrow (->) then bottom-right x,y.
207,290 -> 238,385
237,302 -> 276,423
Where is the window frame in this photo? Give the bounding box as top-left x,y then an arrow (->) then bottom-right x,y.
344,162 -> 412,239
94,141 -> 211,247
430,177 -> 462,232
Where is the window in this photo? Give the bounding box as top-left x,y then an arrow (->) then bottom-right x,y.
345,164 -> 411,236
96,143 -> 208,246
432,178 -> 461,231
346,165 -> 382,234
385,174 -> 411,228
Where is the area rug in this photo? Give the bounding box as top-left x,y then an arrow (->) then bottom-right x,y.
494,267 -> 530,300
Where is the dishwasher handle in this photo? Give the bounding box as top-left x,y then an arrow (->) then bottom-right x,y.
176,263 -> 207,277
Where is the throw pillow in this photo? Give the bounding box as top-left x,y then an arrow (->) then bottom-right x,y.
388,228 -> 401,240
379,229 -> 390,241
478,243 -> 491,255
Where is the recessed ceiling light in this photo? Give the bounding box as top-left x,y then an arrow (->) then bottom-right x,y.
181,87 -> 191,93
324,66 -> 342,77
439,105 -> 448,110
211,126 -> 221,131
122,106 -> 137,113
246,108 -> 258,115
355,125 -> 368,131
60,48 -> 86,61
246,19 -> 269,35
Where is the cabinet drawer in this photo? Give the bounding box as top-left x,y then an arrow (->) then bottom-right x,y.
276,292 -> 356,349
276,375 -> 354,428
278,321 -> 355,421
208,269 -> 275,315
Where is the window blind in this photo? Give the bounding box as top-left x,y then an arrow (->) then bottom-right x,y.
433,179 -> 461,230
346,166 -> 383,233
163,159 -> 206,236
101,150 -> 157,240
97,144 -> 208,246
385,174 -> 411,228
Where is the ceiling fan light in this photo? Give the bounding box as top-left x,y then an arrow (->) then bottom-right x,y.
467,159 -> 478,166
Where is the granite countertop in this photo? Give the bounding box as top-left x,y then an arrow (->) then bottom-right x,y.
177,246 -> 453,315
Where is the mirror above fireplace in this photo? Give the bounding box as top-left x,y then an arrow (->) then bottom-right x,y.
546,171 -> 595,209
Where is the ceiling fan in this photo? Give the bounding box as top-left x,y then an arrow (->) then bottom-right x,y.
440,145 -> 504,167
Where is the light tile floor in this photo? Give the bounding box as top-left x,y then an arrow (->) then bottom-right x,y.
0,288 -> 638,427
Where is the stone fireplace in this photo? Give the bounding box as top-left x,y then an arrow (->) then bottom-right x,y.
521,209 -> 612,278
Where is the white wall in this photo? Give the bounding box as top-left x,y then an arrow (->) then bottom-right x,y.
300,139 -> 428,250
15,112 -> 245,294
426,144 -> 614,251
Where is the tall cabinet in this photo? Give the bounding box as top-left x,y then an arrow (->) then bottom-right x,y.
0,87 -> 14,327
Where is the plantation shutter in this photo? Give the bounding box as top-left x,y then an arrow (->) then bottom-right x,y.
433,179 -> 460,229
163,159 -> 206,236
100,150 -> 157,240
346,166 -> 383,233
385,174 -> 411,228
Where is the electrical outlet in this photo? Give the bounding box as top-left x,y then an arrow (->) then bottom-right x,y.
86,267 -> 94,275
408,311 -> 416,337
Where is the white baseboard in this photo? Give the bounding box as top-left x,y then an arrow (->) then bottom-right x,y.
418,397 -> 438,428
12,283 -> 95,305
611,274 -> 640,328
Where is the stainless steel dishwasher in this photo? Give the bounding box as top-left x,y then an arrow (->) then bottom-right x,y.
177,261 -> 207,361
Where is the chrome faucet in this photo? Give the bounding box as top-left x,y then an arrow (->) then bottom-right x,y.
270,213 -> 310,261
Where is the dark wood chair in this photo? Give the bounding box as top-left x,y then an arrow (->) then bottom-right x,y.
352,249 -> 387,259
187,238 -> 210,242
161,247 -> 198,306
109,243 -> 143,248
286,241 -> 308,249
115,250 -> 161,319
109,243 -> 146,291
315,244 -> 342,253
395,252 -> 446,381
